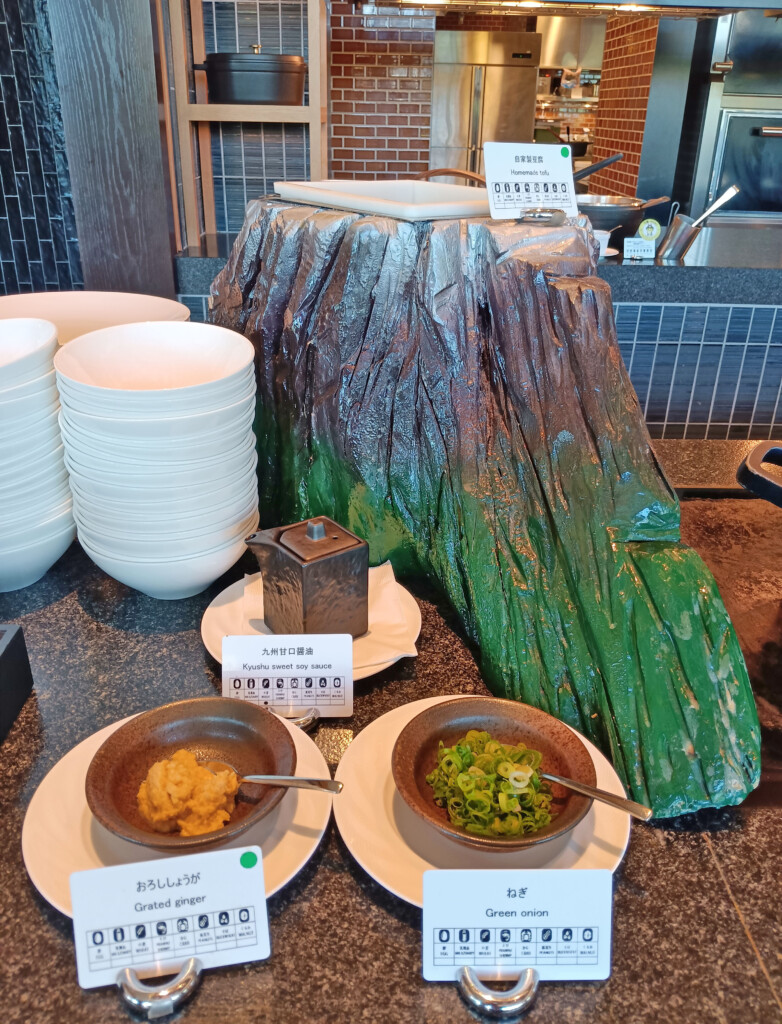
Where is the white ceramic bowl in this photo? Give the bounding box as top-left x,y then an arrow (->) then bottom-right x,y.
79,532 -> 250,600
0,464 -> 70,506
75,508 -> 259,561
74,485 -> 258,535
3,404 -> 60,441
0,520 -> 76,593
67,456 -> 256,507
0,383 -> 59,424
62,434 -> 255,483
75,491 -> 259,542
5,420 -> 64,469
58,409 -> 255,464
2,495 -> 73,532
0,367 -> 56,402
0,443 -> 66,489
68,470 -> 257,516
0,504 -> 75,547
0,292 -> 189,344
0,494 -> 73,531
61,432 -> 256,479
64,449 -> 258,503
55,365 -> 255,416
1,498 -> 72,536
53,321 -> 254,395
58,389 -> 255,441
1,496 -> 73,533
0,319 -> 58,387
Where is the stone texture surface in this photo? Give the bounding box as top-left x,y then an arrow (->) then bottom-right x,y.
207,200 -> 759,816
1,494 -> 782,1022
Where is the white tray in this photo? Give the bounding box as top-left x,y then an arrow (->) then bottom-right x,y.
274,179 -> 490,221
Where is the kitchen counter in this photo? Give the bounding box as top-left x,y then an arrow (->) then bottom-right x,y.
175,222 -> 782,308
598,221 -> 782,304
2,495 -> 782,1024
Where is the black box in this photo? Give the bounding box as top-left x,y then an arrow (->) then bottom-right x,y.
0,625 -> 34,742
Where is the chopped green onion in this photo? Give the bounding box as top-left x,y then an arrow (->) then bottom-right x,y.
425,732 -> 555,838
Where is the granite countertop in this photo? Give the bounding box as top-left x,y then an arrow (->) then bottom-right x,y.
2,496 -> 782,1024
174,222 -> 782,307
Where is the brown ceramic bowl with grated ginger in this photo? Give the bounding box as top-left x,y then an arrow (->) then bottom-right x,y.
85,697 -> 296,850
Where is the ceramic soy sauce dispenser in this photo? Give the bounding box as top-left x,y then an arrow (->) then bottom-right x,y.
245,516 -> 369,637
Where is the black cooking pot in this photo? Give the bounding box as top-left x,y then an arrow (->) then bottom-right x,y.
576,194 -> 670,246
194,50 -> 306,105
737,443 -> 782,505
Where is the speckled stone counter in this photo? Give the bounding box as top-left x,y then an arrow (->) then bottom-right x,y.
174,223 -> 782,308
2,497 -> 782,1024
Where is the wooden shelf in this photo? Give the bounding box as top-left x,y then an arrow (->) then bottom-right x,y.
536,96 -> 599,105
184,102 -> 326,124
166,0 -> 328,247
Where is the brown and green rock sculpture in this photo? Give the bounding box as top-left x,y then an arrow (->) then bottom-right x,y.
210,200 -> 760,817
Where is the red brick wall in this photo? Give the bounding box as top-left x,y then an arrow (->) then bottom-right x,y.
435,13 -> 535,32
588,15 -> 659,197
329,4 -> 435,179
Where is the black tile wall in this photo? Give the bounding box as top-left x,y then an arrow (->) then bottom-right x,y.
202,1 -> 308,61
211,121 -> 308,233
615,303 -> 782,439
0,0 -> 82,296
178,294 -> 782,441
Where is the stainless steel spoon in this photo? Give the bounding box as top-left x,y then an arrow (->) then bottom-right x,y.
540,771 -> 652,821
691,183 -> 740,228
203,759 -> 343,794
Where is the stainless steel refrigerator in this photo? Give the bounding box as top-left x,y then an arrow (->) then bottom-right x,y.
429,31 -> 542,182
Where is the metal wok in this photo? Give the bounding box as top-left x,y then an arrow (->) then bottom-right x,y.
576,194 -> 670,244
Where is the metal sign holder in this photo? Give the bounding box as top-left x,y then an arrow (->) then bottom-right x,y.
457,966 -> 540,1018
116,957 -> 203,1019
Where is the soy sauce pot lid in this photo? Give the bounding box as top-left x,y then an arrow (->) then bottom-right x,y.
278,517 -> 362,562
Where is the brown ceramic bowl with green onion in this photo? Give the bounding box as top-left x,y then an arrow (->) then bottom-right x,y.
391,696 -> 596,851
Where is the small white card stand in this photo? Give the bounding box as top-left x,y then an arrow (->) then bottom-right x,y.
423,869 -> 613,1018
483,142 -> 579,223
222,633 -> 354,730
70,847 -> 270,1019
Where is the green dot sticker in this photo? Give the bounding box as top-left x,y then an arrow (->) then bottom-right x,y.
561,147 -> 570,158
240,851 -> 258,869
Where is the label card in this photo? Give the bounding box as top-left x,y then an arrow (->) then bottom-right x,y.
422,869 -> 612,982
623,237 -> 656,260
222,634 -> 353,717
483,142 -> 579,220
70,847 -> 270,989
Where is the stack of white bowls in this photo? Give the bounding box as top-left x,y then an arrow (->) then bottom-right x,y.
0,319 -> 75,592
54,321 -> 260,600
0,291 -> 190,344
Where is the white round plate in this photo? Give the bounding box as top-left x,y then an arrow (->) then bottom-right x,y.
201,570 -> 422,680
604,247 -> 619,258
22,713 -> 332,917
333,695 -> 632,907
